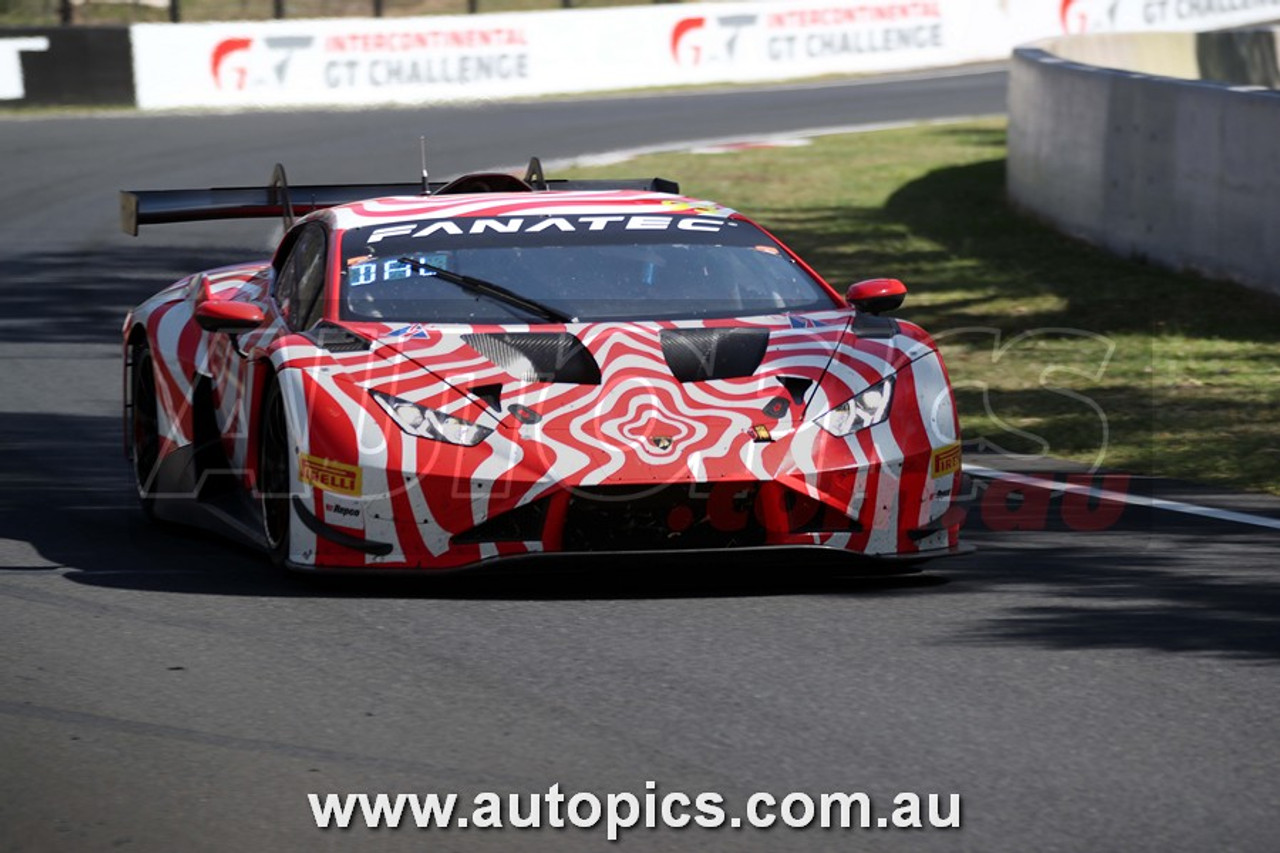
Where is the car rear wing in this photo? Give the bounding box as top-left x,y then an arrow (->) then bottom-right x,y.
120,158 -> 680,236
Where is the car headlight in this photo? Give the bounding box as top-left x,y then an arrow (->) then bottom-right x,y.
370,390 -> 493,447
815,376 -> 894,437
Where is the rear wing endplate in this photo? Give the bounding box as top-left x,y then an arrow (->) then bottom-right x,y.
120,159 -> 680,235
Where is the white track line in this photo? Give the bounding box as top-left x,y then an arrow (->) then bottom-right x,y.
540,117 -> 991,171
964,464 -> 1280,532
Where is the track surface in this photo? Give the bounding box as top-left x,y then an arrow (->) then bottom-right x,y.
3,67 -> 1280,853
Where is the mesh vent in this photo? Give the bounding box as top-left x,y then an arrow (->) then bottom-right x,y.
307,322 -> 371,352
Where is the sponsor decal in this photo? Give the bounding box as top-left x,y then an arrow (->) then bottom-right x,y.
1058,0 -> 1280,33
931,443 -> 962,479
660,199 -> 732,216
211,35 -> 314,90
365,215 -> 725,245
207,26 -> 530,95
1060,0 -> 1119,33
671,14 -> 758,66
299,453 -> 362,496
322,494 -> 364,529
672,3 -> 945,70
386,323 -> 434,340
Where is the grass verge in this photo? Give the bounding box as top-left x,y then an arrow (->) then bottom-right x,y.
572,118 -> 1280,494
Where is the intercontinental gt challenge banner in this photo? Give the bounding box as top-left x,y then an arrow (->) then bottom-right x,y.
126,0 -> 1280,110
130,1 -> 1008,110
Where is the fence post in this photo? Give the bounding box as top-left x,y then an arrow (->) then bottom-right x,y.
274,0 -> 286,18
170,0 -> 181,23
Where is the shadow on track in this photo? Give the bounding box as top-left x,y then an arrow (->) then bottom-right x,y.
6,413 -> 1279,661
941,531 -> 1280,663
0,412 -> 942,602
1,245 -> 262,345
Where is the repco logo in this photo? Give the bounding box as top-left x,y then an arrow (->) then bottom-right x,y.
324,502 -> 360,519
211,35 -> 314,90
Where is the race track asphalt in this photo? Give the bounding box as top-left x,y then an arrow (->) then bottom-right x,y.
3,65 -> 1280,853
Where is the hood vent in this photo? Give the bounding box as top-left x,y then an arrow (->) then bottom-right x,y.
777,375 -> 813,405
463,332 -> 602,385
661,327 -> 770,382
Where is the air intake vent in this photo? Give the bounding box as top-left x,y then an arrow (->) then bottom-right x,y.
660,327 -> 770,382
463,332 -> 602,385
306,322 -> 371,353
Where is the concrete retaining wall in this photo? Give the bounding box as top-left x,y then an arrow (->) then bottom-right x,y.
1008,32 -> 1280,296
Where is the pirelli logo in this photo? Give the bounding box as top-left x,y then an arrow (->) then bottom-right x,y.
298,454 -> 361,497
931,443 -> 962,479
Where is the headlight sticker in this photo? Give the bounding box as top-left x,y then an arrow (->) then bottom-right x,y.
815,376 -> 895,437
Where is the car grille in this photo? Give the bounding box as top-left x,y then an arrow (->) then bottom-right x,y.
452,498 -> 549,544
563,483 -> 769,551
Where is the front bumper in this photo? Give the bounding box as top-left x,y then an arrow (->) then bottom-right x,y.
286,440 -> 963,571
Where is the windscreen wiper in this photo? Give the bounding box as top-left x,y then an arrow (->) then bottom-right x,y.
397,256 -> 576,324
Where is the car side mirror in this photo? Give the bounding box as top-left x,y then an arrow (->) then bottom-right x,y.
845,278 -> 907,315
195,301 -> 267,333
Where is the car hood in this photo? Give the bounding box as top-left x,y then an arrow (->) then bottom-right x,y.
338,311 -> 937,438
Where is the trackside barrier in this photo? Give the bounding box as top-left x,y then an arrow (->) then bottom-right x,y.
1008,31 -> 1280,297
119,1 -> 1280,111
0,27 -> 134,106
127,2 -> 1013,110
5,2 -> 1280,111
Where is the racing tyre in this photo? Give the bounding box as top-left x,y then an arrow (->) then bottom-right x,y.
130,343 -> 160,519
259,377 -> 292,566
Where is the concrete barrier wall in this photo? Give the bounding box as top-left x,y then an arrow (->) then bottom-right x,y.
1008,34 -> 1280,296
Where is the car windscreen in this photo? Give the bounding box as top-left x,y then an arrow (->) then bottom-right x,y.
338,213 -> 838,323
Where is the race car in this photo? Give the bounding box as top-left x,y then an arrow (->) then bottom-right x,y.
121,159 -> 964,572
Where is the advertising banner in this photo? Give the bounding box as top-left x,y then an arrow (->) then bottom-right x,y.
129,0 -> 1280,111
131,1 -> 1010,110
1013,0 -> 1280,39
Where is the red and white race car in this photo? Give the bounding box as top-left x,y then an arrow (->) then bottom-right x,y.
122,161 -> 964,572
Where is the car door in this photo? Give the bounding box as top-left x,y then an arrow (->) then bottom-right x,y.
205,221 -> 331,482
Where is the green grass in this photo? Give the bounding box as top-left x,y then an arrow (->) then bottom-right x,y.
571,119 -> 1280,494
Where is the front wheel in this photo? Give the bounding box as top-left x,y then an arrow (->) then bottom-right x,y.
258,378 -> 293,566
129,343 -> 161,519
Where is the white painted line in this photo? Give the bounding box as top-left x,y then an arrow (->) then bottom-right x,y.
964,464 -> 1280,532
535,116 -> 994,172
